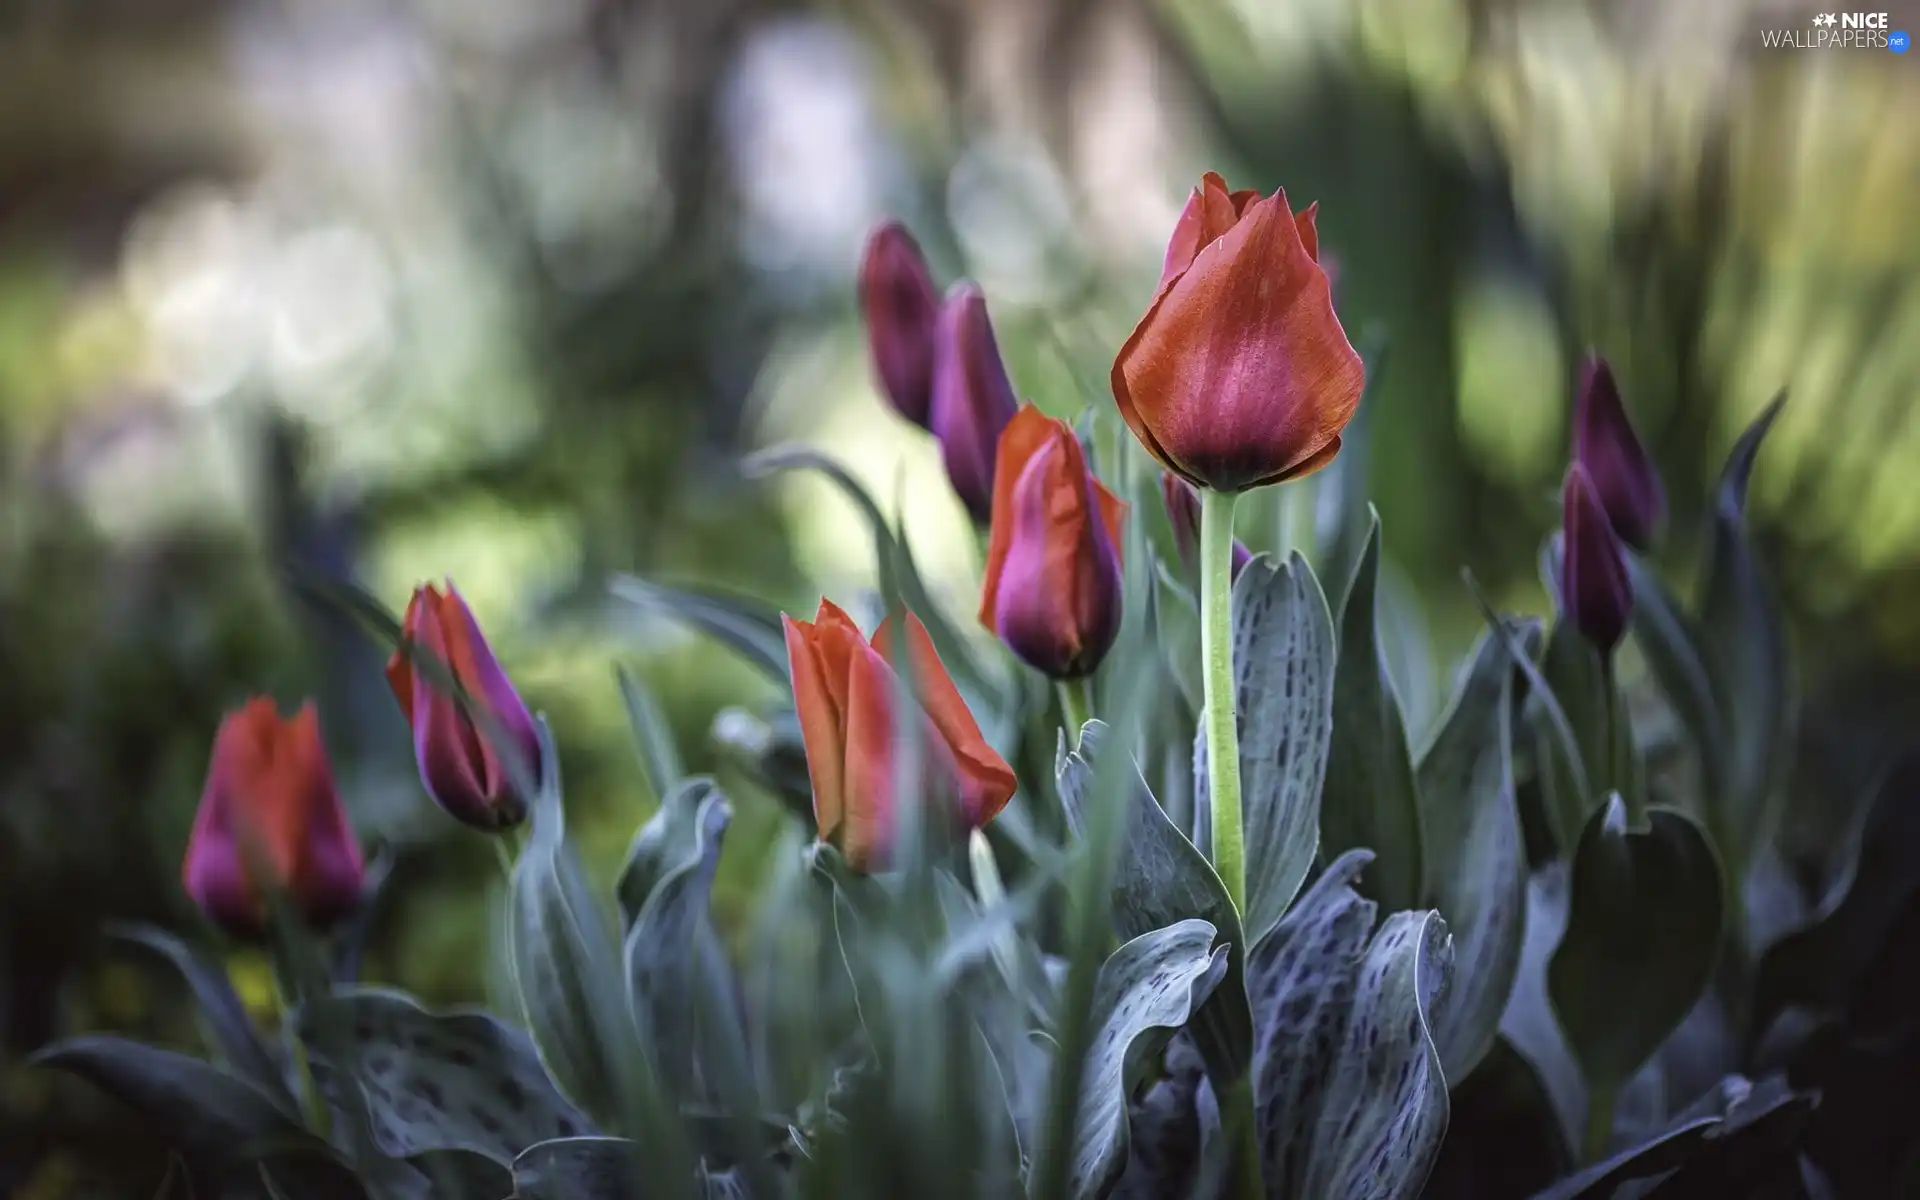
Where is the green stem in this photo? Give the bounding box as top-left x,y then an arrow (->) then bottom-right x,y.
1058,677 -> 1096,735
494,835 -> 518,881
1200,489 -> 1246,910
1201,489 -> 1263,1200
1583,1082 -> 1617,1163
1600,655 -> 1644,826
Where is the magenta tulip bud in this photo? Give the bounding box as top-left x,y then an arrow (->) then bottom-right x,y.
1159,472 -> 1252,581
857,222 -> 942,429
930,282 -> 1020,523
1561,463 -> 1633,654
1572,355 -> 1665,550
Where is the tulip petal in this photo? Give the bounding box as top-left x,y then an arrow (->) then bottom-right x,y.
979,405 -> 1058,628
441,584 -> 541,789
838,641 -> 903,871
1113,188 -> 1363,493
872,613 -> 1017,828
1293,201 -> 1320,263
784,613 -> 848,843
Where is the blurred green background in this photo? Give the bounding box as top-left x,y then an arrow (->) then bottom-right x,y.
3,0 -> 1917,1192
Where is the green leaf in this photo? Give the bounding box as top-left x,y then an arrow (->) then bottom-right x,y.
609,576 -> 791,683
1548,798 -> 1723,1111
1066,919 -> 1230,1200
1532,619 -> 1611,853
1624,554 -> 1726,812
333,846 -> 397,986
1320,511 -> 1425,912
744,445 -> 996,704
1057,721 -> 1253,1090
1498,865 -> 1585,1150
509,720 -> 675,1163
296,987 -> 590,1165
623,783 -> 736,1099
1416,623 -> 1530,1080
1696,392 -> 1792,886
616,665 -> 684,804
27,1036 -> 323,1161
1152,561 -> 1204,714
404,1149 -> 515,1199
106,924 -> 292,1109
1190,552 -> 1335,950
616,778 -> 725,929
1252,850 -> 1454,1200
712,705 -> 816,828
510,1136 -> 647,1199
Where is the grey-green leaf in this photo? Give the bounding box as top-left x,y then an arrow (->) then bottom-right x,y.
1190,552 -> 1336,950
1416,623 -> 1530,1080
296,987 -> 590,1164
1696,392 -> 1792,887
1068,919 -> 1230,1200
510,1136 -> 647,1199
27,1036 -> 321,1161
609,575 -> 791,683
1548,798 -> 1723,1106
617,777 -> 726,929
1532,619 -> 1612,853
1320,511 -> 1425,913
616,665 -> 685,804
1252,850 -> 1454,1199
1058,720 -> 1253,1088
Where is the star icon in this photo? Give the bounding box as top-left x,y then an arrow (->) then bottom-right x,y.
1814,12 -> 1838,25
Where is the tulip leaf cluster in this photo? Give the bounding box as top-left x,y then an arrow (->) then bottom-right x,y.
26,180 -> 1860,1200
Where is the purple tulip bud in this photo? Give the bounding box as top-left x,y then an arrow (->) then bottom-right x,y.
857,222 -> 942,428
1561,463 -> 1633,654
1159,473 -> 1252,580
1572,355 -> 1665,550
930,282 -> 1019,523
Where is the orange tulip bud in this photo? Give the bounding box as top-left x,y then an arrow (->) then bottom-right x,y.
386,582 -> 541,831
182,698 -> 365,938
980,406 -> 1127,679
782,599 -> 1016,871
1113,172 -> 1364,493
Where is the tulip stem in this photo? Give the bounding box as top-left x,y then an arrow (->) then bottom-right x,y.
1057,678 -> 1096,735
1199,489 -> 1245,910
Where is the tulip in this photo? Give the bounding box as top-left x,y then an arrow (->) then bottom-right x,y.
386,582 -> 541,831
858,222 -> 943,428
1572,354 -> 1665,550
1561,463 -> 1633,654
930,282 -> 1020,522
1160,473 -> 1252,582
1112,172 -> 1365,494
783,599 -> 1017,871
978,406 -> 1128,679
182,698 -> 365,938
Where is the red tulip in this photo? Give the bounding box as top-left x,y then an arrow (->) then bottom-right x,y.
1561,463 -> 1633,654
386,582 -> 541,831
858,222 -> 943,428
1113,172 -> 1364,493
783,599 -> 1016,871
182,698 -> 364,938
1572,354 -> 1665,550
979,406 -> 1127,679
930,282 -> 1020,522
1159,472 -> 1252,581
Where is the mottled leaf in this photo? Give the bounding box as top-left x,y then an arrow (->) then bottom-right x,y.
297,987 -> 589,1164
1549,798 -> 1723,1112
1058,721 -> 1253,1088
510,1136 -> 647,1199
107,924 -> 291,1108
1190,552 -> 1336,949
1416,622 -> 1530,1080
1069,920 -> 1230,1200
1320,513 -> 1424,913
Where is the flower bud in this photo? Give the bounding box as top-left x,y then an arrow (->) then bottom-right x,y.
857,222 -> 942,428
1572,354 -> 1665,549
783,600 -> 1016,872
930,282 -> 1020,522
979,407 -> 1128,679
386,582 -> 541,830
1159,472 -> 1252,581
182,698 -> 365,938
1561,463 -> 1633,654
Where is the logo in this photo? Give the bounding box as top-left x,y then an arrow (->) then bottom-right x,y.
1761,11 -> 1901,47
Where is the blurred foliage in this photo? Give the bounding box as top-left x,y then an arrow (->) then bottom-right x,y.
2,0 -> 1918,1193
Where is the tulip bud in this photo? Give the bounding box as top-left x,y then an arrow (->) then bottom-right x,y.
978,407 -> 1128,679
386,582 -> 541,831
1114,172 -> 1364,494
182,698 -> 365,938
930,282 -> 1020,522
857,222 -> 943,428
1572,354 -> 1666,550
1159,472 -> 1252,581
1561,463 -> 1633,654
783,599 -> 1017,872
